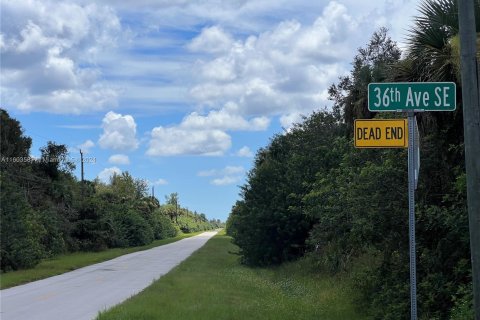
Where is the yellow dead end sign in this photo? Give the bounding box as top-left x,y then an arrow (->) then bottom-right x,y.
354,119 -> 408,148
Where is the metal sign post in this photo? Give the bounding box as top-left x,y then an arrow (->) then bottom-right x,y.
414,119 -> 420,190
367,81 -> 456,320
407,111 -> 418,320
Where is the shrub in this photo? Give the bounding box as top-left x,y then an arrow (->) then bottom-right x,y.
449,284 -> 474,320
0,177 -> 45,270
72,197 -> 110,251
151,210 -> 177,239
112,210 -> 154,247
38,207 -> 68,256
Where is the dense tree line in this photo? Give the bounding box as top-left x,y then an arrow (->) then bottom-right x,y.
227,1 -> 475,318
0,109 -> 222,272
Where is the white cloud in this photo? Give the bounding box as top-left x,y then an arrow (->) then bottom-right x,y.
105,0 -> 420,122
211,176 -> 240,186
197,169 -> 216,177
180,102 -> 270,131
78,139 -> 95,154
153,178 -> 168,185
198,165 -> 245,186
223,165 -> 245,175
97,166 -> 121,183
17,88 -> 118,114
1,0 -> 423,118
108,154 -> 130,165
145,101 -> 269,157
280,112 -> 305,131
98,111 -> 139,151
146,126 -> 231,156
188,26 -> 234,54
198,165 -> 244,177
236,146 -> 253,157
199,56 -> 237,82
185,1 -> 369,120
0,0 -> 120,113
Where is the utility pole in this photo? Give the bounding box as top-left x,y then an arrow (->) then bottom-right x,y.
79,149 -> 84,183
458,1 -> 480,318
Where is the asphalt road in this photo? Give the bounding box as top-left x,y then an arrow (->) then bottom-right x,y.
0,231 -> 217,320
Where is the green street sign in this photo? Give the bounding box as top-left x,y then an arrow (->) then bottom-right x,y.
368,82 -> 456,112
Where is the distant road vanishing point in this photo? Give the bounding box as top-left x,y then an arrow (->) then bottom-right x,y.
1,231 -> 217,320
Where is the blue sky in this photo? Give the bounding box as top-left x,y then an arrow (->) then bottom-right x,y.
1,0 -> 422,221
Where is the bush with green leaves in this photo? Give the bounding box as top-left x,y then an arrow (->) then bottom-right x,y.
0,109 -> 218,273
227,20 -> 473,316
72,196 -> 111,251
229,111 -> 346,266
0,176 -> 46,271
151,209 -> 178,239
111,210 -> 154,247
38,207 -> 68,256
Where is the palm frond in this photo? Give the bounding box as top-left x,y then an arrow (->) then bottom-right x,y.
405,0 -> 480,83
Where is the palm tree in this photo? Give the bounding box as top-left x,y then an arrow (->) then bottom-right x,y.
392,0 -> 480,138
407,0 -> 461,81
395,0 -> 480,83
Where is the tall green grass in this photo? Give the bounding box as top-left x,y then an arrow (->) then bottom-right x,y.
97,231 -> 368,320
0,232 -> 202,289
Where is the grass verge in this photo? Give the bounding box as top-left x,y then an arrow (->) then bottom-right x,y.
0,232 -> 202,289
97,231 -> 369,320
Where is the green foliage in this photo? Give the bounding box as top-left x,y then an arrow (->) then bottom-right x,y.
109,171 -> 148,202
0,175 -> 45,271
150,210 -> 178,239
161,203 -> 177,221
175,208 -> 214,233
0,108 -> 218,272
72,196 -> 110,251
305,143 -> 408,273
38,207 -> 68,256
227,14 -> 473,318
0,109 -> 31,159
403,0 -> 480,83
450,283 -> 474,320
0,110 -> 46,270
38,142 -> 75,180
156,195 -> 219,234
113,209 -> 154,247
1,232 -> 201,289
328,28 -> 401,131
229,111 -> 346,266
97,233 -> 367,320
